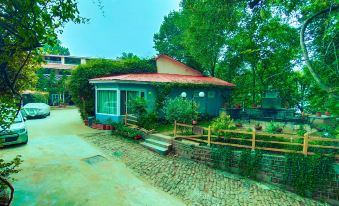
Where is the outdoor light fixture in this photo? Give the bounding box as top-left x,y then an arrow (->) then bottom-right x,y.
181,92 -> 187,98
199,92 -> 205,97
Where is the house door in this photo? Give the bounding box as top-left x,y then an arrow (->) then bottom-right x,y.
120,91 -> 126,115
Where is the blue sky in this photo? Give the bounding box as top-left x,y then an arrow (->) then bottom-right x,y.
59,0 -> 180,59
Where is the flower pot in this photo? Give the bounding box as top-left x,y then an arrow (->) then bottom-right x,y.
235,123 -> 242,128
92,123 -> 97,129
111,126 -> 116,131
255,126 -> 262,131
325,111 -> 330,116
235,105 -> 241,109
84,120 -> 89,126
134,135 -> 142,140
192,120 -> 197,125
316,112 -> 321,117
96,124 -> 104,130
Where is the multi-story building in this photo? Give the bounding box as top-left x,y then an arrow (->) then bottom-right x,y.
40,55 -> 90,105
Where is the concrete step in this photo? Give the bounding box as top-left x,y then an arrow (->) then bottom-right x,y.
140,142 -> 168,155
145,138 -> 172,150
147,133 -> 174,144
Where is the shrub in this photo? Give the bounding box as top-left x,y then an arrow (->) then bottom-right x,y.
265,121 -> 282,133
129,97 -> 147,116
0,155 -> 22,190
138,112 -> 158,130
112,123 -> 145,140
162,97 -> 198,124
211,112 -> 235,136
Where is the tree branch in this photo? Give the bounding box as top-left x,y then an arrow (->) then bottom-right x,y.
300,4 -> 339,99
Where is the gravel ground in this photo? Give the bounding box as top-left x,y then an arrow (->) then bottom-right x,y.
81,132 -> 328,206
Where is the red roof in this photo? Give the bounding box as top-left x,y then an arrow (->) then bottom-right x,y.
90,73 -> 235,87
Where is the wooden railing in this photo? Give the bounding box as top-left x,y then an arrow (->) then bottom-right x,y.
173,121 -> 339,158
124,113 -> 138,128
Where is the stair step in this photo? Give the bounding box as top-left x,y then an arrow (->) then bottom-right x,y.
140,142 -> 168,155
145,138 -> 172,149
147,133 -> 174,144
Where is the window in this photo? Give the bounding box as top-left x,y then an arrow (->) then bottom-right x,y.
97,90 -> 117,115
64,57 -> 81,65
208,91 -> 215,98
44,56 -> 61,64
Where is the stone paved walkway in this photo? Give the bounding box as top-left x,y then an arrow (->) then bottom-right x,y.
81,132 -> 328,206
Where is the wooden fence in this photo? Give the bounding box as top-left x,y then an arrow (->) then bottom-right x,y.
124,113 -> 138,128
173,121 -> 339,158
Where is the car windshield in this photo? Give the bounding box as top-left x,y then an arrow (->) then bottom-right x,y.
14,113 -> 23,123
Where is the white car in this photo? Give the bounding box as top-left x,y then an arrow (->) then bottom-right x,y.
0,112 -> 28,146
23,103 -> 50,118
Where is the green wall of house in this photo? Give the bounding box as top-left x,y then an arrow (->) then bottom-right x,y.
94,82 -> 231,123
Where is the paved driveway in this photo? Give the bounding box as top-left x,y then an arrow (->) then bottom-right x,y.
0,108 -> 185,206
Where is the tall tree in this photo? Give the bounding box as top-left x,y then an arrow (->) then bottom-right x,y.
42,39 -> 70,56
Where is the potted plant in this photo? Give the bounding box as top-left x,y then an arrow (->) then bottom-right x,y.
235,121 -> 242,128
134,134 -> 142,140
254,123 -> 262,131
325,111 -> 330,116
275,127 -> 283,133
234,104 -> 241,109
192,120 -> 197,125
84,119 -> 89,126
316,112 -> 321,117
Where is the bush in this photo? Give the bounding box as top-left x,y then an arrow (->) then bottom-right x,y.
112,123 -> 145,140
129,97 -> 147,116
162,97 -> 199,124
68,57 -> 156,119
138,112 -> 158,130
211,112 -> 235,136
265,121 -> 282,133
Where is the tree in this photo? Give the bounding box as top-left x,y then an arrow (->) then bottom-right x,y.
42,39 -> 70,56
0,0 -> 85,117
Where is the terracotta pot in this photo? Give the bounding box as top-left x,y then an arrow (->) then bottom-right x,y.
111,126 -> 116,131
134,135 -> 142,140
235,105 -> 241,109
325,111 -> 330,116
92,123 -> 97,129
84,120 -> 89,126
235,123 -> 242,128
96,124 -> 104,130
255,126 -> 262,131
316,112 -> 321,117
192,120 -> 197,125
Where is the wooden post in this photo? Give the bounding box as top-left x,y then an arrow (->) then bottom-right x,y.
124,113 -> 128,125
208,126 -> 211,146
173,121 -> 177,137
251,130 -> 256,150
303,133 -> 309,155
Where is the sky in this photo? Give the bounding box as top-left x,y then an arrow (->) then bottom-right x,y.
59,0 -> 181,59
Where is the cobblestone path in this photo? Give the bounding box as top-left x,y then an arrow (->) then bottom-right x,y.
81,132 -> 328,206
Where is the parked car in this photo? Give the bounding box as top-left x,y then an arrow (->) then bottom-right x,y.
0,112 -> 28,146
23,103 -> 50,118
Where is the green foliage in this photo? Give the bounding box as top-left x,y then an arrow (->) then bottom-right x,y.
265,121 -> 282,134
210,112 -> 235,136
163,97 -> 199,124
111,123 -> 145,140
138,112 -> 158,130
284,154 -> 335,196
297,125 -> 307,136
0,98 -> 18,131
69,57 -> 156,119
42,39 -> 70,56
210,145 -> 234,171
129,97 -> 147,116
239,150 -> 263,180
0,155 -> 22,189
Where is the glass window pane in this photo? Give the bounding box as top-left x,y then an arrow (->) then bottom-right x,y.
97,90 -> 117,115
127,91 -> 139,114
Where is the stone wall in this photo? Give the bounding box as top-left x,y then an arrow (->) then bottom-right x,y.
173,140 -> 339,205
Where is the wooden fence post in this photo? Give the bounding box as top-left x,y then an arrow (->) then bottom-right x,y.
251,130 -> 256,150
208,126 -> 211,146
124,113 -> 128,125
303,133 -> 309,155
173,120 -> 177,137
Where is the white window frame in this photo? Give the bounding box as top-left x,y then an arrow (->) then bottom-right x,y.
96,88 -> 119,116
